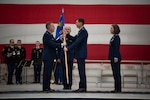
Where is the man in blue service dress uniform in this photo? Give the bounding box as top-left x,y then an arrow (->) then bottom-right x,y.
42,22 -> 64,92
64,18 -> 88,92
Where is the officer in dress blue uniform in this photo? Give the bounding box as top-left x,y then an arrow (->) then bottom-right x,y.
15,40 -> 26,84
2,39 -> 16,85
32,41 -> 43,83
42,22 -> 64,92
64,18 -> 88,92
109,24 -> 122,93
58,26 -> 75,90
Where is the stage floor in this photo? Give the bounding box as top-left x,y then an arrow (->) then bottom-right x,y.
0,83 -> 150,99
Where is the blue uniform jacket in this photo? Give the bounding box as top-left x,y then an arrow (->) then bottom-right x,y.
42,31 -> 61,60
108,34 -> 121,61
68,27 -> 88,59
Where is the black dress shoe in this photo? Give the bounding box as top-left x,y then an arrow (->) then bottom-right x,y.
7,82 -> 13,85
54,81 -> 59,85
49,89 -> 55,92
16,81 -> 19,84
63,87 -> 68,90
63,87 -> 71,90
36,81 -> 40,83
17,81 -> 22,84
74,88 -> 86,92
110,90 -> 121,93
58,82 -> 63,85
67,87 -> 71,90
19,81 -> 23,84
43,89 -> 55,92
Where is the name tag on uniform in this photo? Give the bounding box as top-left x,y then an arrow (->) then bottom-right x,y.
13,51 -> 16,55
17,51 -> 20,55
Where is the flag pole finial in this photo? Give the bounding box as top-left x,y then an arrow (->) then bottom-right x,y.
62,8 -> 64,13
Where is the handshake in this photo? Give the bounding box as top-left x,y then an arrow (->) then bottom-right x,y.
61,29 -> 70,38
62,41 -> 68,52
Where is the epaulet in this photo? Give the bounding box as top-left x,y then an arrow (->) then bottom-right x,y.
81,27 -> 85,31
114,34 -> 118,37
45,32 -> 48,34
46,31 -> 51,34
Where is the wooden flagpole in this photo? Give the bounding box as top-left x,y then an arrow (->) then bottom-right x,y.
63,36 -> 69,84
62,8 -> 69,84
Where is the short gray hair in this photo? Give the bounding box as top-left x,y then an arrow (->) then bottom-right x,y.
46,22 -> 52,29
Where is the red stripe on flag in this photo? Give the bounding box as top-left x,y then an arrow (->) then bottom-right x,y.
88,44 -> 150,60
0,44 -> 150,63
0,4 -> 150,24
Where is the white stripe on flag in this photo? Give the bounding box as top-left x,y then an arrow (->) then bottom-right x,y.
0,24 -> 150,45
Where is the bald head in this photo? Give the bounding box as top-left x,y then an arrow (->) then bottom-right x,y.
64,26 -> 71,34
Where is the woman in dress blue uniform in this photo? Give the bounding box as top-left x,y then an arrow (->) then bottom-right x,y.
108,24 -> 122,93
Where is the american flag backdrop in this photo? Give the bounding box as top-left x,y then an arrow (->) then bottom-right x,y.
0,0 -> 150,62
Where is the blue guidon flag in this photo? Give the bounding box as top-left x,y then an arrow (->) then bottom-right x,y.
55,8 -> 65,40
